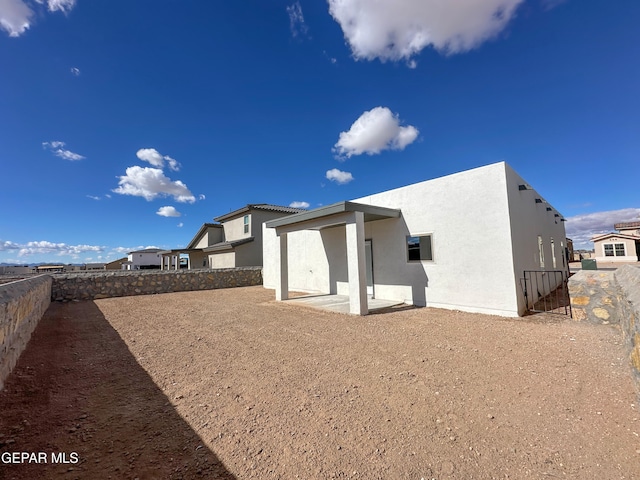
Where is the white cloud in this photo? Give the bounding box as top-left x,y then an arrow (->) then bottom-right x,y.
0,0 -> 77,37
541,0 -> 567,10
177,222 -> 184,228
136,148 -> 180,171
70,67 -> 80,76
112,245 -> 157,252
334,107 -> 418,159
0,239 -> 103,257
326,168 -> 354,185
55,149 -> 85,161
42,0 -> 76,13
287,2 -> 308,38
42,140 -> 85,161
565,208 -> 640,249
113,166 -> 196,203
156,206 -> 181,217
0,0 -> 33,37
198,194 -> 206,200
327,0 -> 524,62
289,201 -> 310,209
86,195 -> 100,201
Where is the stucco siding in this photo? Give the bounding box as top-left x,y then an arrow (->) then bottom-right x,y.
209,252 -> 236,269
355,162 -> 516,315
263,226 -> 331,294
223,215 -> 251,241
264,162 -> 525,316
504,164 -> 567,315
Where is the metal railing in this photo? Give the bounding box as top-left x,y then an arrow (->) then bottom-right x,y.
520,270 -> 572,317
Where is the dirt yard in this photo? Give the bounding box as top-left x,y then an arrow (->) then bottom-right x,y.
1,286 -> 639,479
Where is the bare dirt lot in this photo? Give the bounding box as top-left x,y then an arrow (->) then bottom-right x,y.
1,286 -> 639,479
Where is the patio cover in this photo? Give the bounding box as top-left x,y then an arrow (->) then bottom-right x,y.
265,201 -> 401,315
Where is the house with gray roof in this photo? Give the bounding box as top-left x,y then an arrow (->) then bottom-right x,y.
160,204 -> 305,269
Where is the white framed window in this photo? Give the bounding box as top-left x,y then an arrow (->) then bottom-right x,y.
551,238 -> 556,268
538,235 -> 545,268
407,234 -> 433,262
604,243 -> 625,257
243,215 -> 250,234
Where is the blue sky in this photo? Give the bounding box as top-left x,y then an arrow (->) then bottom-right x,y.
1,0 -> 638,264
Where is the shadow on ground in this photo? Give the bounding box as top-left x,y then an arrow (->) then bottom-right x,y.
0,301 -> 235,480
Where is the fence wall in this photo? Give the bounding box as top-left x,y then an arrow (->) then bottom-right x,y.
0,276 -> 52,390
51,267 -> 263,301
568,265 -> 640,386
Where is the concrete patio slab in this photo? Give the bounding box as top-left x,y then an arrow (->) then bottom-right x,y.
284,293 -> 404,314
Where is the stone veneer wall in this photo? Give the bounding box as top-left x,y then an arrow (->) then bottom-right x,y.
51,267 -> 263,301
0,275 -> 52,390
568,265 -> 640,385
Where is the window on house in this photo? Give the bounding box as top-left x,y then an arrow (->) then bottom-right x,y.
243,215 -> 250,234
551,238 -> 556,269
407,235 -> 433,262
538,235 -> 545,268
605,243 -> 625,257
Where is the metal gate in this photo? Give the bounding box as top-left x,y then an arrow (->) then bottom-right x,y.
521,270 -> 572,317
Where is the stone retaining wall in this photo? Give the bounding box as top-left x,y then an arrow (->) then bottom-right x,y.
51,267 -> 263,301
0,275 -> 52,390
568,265 -> 640,384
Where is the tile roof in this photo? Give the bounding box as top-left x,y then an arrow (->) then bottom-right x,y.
214,204 -> 306,222
615,221 -> 640,230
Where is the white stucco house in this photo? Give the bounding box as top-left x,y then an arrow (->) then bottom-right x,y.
122,248 -> 163,270
263,162 -> 567,317
159,205 -> 305,270
592,221 -> 640,263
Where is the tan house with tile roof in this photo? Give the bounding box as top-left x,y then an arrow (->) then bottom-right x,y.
160,204 -> 305,269
592,221 -> 640,263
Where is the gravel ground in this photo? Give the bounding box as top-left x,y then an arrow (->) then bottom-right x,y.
1,285 -> 639,479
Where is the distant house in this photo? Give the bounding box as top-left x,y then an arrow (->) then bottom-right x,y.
592,221 -> 640,263
35,265 -> 66,274
263,162 -> 567,317
160,205 -> 305,270
0,265 -> 33,275
122,248 -> 163,270
84,263 -> 105,271
104,257 -> 128,270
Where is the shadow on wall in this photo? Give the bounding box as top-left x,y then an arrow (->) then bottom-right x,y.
319,216 -> 429,306
0,301 -> 236,479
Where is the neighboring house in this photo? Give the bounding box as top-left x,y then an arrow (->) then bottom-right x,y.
105,257 -> 128,270
263,162 -> 567,317
84,263 -> 106,271
122,248 -> 163,270
0,265 -> 33,274
160,205 -> 305,270
35,265 -> 66,273
592,221 -> 640,263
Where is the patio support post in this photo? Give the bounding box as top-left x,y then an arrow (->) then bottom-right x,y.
346,211 -> 368,315
276,232 -> 289,301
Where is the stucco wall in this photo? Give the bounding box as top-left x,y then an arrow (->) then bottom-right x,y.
223,215 -> 251,241
265,162 -> 535,316
209,252 -> 236,269
504,164 -> 567,314
51,268 -> 262,301
193,226 -> 223,249
0,275 -> 52,391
